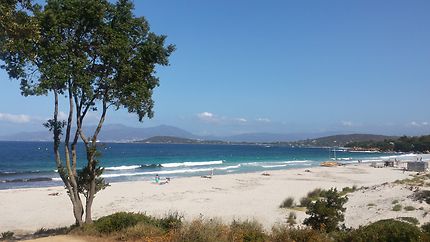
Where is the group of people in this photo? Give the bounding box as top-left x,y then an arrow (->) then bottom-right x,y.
154,174 -> 170,185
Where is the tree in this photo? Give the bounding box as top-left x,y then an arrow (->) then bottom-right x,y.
0,0 -> 174,225
303,188 -> 348,233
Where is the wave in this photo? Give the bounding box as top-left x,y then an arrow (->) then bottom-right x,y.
161,160 -> 224,168
1,177 -> 58,183
281,160 -> 312,164
101,167 -> 215,178
261,164 -> 287,168
105,165 -> 142,171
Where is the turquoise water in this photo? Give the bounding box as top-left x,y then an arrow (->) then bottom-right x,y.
0,141 -> 397,189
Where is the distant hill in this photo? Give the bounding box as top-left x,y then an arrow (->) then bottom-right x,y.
0,124 -> 197,142
290,134 -> 396,147
136,136 -> 226,144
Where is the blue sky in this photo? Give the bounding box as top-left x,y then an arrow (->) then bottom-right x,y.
1,0 -> 430,136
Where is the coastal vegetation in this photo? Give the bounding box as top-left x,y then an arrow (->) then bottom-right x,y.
345,135 -> 430,152
0,0 -> 174,225
3,213 -> 429,241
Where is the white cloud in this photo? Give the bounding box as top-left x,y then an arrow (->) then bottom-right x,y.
341,121 -> 354,127
197,112 -> 219,123
236,118 -> 247,123
410,121 -> 420,127
0,112 -> 32,123
256,118 -> 271,123
409,121 -> 429,127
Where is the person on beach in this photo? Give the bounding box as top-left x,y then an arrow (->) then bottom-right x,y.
155,174 -> 160,183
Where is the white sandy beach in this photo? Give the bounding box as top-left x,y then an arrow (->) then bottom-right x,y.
1,160 -> 430,235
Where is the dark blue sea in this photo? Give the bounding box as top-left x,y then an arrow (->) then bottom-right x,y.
0,141 -> 399,189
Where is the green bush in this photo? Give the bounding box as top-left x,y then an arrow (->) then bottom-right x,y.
280,197 -> 295,208
404,206 -> 416,211
271,225 -> 330,242
392,204 -> 402,211
347,219 -> 428,242
93,212 -> 153,234
397,217 -> 419,225
1,231 -> 14,240
422,222 -> 430,235
174,218 -> 229,242
300,196 -> 312,207
413,190 -> 430,204
229,220 -> 266,242
392,199 -> 399,204
303,188 -> 348,233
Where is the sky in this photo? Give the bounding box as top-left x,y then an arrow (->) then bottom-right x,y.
1,0 -> 430,137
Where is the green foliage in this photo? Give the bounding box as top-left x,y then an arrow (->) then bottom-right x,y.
303,188 -> 348,233
0,231 -> 14,240
271,225 -> 330,242
340,186 -> 357,196
229,220 -> 266,242
93,212 -> 152,234
392,199 -> 399,204
393,204 -> 402,211
346,135 -> 430,152
300,188 -> 323,207
81,212 -> 183,235
397,217 -> 419,225
346,219 -> 428,242
367,203 -> 376,207
404,206 -> 416,211
413,190 -> 430,204
174,218 -> 230,242
280,197 -> 295,208
422,222 -> 430,235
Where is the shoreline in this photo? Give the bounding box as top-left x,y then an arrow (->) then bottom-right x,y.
2,161 -> 428,234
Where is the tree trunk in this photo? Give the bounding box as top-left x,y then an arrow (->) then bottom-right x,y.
52,90 -> 84,226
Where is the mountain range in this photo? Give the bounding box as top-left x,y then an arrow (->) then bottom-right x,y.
0,123 -> 387,143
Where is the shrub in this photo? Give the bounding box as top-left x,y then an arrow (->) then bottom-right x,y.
308,188 -> 323,198
303,188 -> 348,233
392,204 -> 402,211
93,212 -> 153,234
118,223 -> 166,241
287,212 -> 297,226
413,190 -> 430,204
397,217 -> 419,225
1,231 -> 14,240
367,203 -> 376,207
392,199 -> 399,204
300,196 -> 312,207
158,212 -> 183,230
340,186 -> 357,195
422,222 -> 430,235
404,206 -> 416,211
280,197 -> 295,208
229,220 -> 266,242
347,219 -> 428,242
271,225 -> 330,242
174,218 -> 229,242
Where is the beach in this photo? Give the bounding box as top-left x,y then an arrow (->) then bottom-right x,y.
2,160 -> 429,235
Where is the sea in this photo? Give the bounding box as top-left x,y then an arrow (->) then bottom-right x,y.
0,141 -> 412,190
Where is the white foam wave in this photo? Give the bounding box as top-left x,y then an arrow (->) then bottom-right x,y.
161,160 -> 223,168
281,160 -> 312,164
105,165 -> 141,171
216,165 -> 241,170
101,167 -> 214,178
52,177 -> 62,181
261,164 -> 287,168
